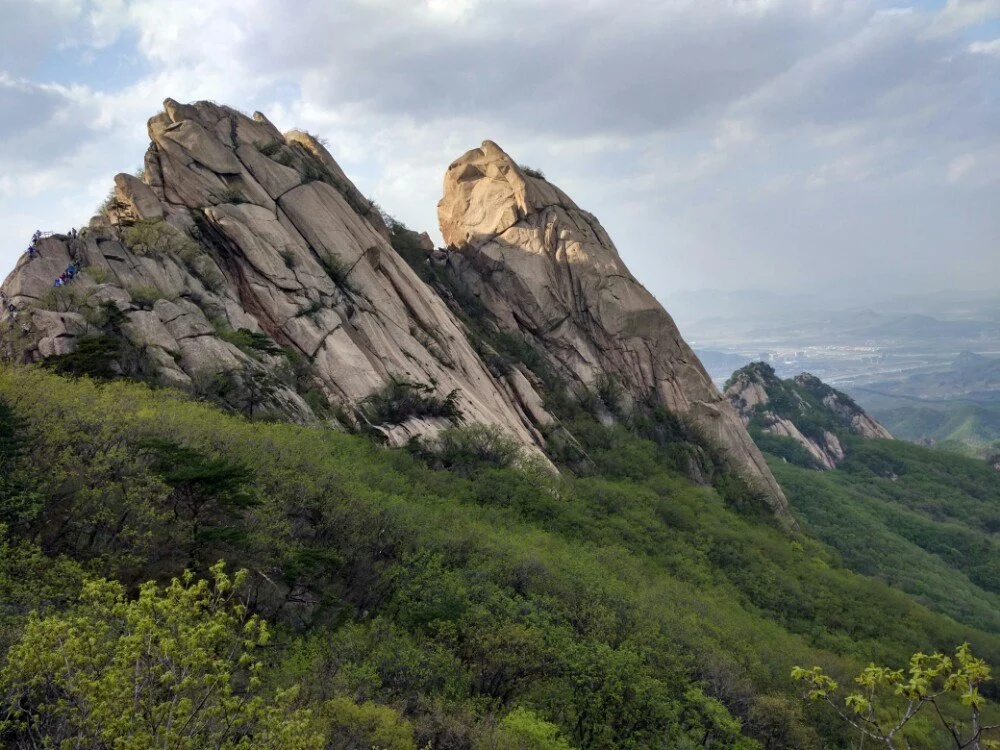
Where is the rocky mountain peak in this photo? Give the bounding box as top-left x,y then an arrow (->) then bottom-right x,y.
726,363 -> 892,470
1,101 -> 792,520
438,141 -> 790,515
1,99 -> 542,453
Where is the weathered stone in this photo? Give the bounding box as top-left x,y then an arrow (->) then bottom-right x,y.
1,100 -> 806,517
161,119 -> 243,175
235,143 -> 302,200
123,310 -> 180,354
156,298 -> 213,340
439,140 -> 790,517
114,173 -> 165,221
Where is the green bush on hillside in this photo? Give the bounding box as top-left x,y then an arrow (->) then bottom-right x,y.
361,376 -> 462,426
3,367 -> 1000,748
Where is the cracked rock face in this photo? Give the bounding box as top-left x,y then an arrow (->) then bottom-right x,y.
0,100 -> 544,453
437,140 -> 790,516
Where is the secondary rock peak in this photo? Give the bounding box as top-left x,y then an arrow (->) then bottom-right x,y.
438,140 -> 578,249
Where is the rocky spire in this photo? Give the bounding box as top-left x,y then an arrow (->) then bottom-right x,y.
0,100 -> 545,452
437,141 -> 791,516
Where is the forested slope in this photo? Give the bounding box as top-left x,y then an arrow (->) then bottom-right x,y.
3,366 -> 1000,748
771,437 -> 1000,634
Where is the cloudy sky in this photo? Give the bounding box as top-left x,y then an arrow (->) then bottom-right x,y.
1,0 -> 998,303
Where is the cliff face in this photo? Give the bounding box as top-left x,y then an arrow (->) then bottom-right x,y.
0,100 -> 541,451
437,141 -> 789,514
725,362 -> 892,470
0,101 -> 792,519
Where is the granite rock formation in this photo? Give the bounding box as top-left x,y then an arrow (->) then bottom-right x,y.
725,362 -> 892,470
437,141 -> 789,513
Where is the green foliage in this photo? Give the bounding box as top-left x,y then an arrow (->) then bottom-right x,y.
127,283 -> 164,309
315,253 -> 356,291
595,373 -> 625,416
40,298 -> 151,382
214,323 -> 285,358
42,334 -> 123,379
296,299 -> 323,318
754,432 -> 824,470
416,423 -> 526,474
0,563 -> 323,749
735,363 -> 855,447
193,362 -> 282,420
83,265 -> 112,284
770,439 -> 1000,633
299,159 -> 331,184
491,707 -> 575,749
123,217 -> 201,257
875,402 -> 1000,461
97,189 -> 126,220
318,696 -> 416,750
5,367 -> 1000,748
520,165 -> 546,180
793,644 -> 1000,749
361,376 -> 462,426
37,283 -> 89,313
142,438 -> 255,559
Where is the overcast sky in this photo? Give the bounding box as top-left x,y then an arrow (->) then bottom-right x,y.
1,0 -> 998,302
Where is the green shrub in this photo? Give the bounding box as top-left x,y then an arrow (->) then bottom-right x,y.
36,285 -> 87,314
0,564 -> 322,750
213,323 -> 284,358
317,697 -> 415,750
318,256 -> 353,289
42,335 -> 125,380
595,373 -> 625,415
295,300 -> 323,318
82,300 -> 127,329
123,218 -> 201,257
84,266 -> 112,284
128,284 -> 163,309
519,165 -> 546,180
753,431 -> 823,469
489,707 -> 573,750
298,160 -> 330,185
419,423 -> 525,474
280,249 -> 297,269
360,377 -> 462,426
97,189 -> 127,221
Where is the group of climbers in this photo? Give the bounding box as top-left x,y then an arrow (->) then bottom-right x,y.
20,229 -> 86,288
53,262 -> 82,287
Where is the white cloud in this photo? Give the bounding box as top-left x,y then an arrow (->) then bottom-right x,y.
0,0 -> 998,299
928,0 -> 1000,35
969,37 -> 1000,54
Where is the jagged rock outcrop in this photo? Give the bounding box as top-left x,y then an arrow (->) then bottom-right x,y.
0,102 -> 800,522
725,362 -> 892,470
0,100 -> 545,453
436,140 -> 790,515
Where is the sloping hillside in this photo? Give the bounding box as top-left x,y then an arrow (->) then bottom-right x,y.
725,362 -> 892,470
3,366 -> 1000,749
